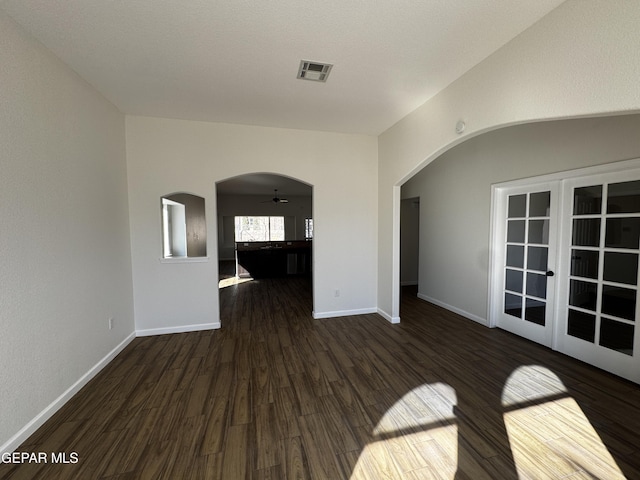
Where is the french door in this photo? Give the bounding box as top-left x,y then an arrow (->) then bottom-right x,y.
555,171 -> 640,383
493,182 -> 559,347
491,163 -> 640,383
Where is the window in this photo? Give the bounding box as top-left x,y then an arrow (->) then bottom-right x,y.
234,216 -> 285,242
305,218 -> 314,239
161,193 -> 206,258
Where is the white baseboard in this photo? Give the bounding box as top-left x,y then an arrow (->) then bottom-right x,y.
416,293 -> 488,326
377,308 -> 401,324
312,307 -> 377,320
1,332 -> 136,455
136,322 -> 221,337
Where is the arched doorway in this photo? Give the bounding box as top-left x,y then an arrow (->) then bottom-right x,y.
215,173 -> 314,326
396,114 -> 640,380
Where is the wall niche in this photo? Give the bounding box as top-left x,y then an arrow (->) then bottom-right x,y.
161,192 -> 206,258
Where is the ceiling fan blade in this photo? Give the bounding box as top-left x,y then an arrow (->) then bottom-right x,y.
258,189 -> 289,203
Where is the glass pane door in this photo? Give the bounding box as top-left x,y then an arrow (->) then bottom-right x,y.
492,163 -> 640,383
558,174 -> 640,383
496,184 -> 557,347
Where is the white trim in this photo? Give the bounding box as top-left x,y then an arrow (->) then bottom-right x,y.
491,157 -> 640,190
159,256 -> 209,263
1,332 -> 136,455
487,186 -> 499,328
377,308 -> 401,324
136,322 -> 220,337
391,186 -> 402,320
551,181 -> 568,352
312,308 -> 378,320
417,293 -> 488,326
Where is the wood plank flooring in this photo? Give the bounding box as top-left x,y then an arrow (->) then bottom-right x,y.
3,275 -> 640,479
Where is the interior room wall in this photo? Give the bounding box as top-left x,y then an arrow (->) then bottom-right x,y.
126,116 -> 378,331
217,194 -> 312,261
378,0 -> 640,322
401,114 -> 640,323
0,11 -> 134,452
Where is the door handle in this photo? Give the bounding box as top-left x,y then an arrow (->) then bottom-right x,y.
546,270 -> 555,277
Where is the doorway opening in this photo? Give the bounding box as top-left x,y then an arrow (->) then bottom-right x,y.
215,173 -> 314,325
399,196 -> 420,302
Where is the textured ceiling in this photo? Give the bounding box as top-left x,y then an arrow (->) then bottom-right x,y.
0,0 -> 565,135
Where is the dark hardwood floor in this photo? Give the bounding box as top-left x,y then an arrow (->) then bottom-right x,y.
2,274 -> 640,479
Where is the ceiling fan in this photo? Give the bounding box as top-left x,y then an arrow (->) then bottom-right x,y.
262,189 -> 289,204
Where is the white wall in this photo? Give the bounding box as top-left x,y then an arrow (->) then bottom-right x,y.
0,11 -> 134,452
378,0 -> 640,321
126,116 -> 378,331
402,114 -> 640,323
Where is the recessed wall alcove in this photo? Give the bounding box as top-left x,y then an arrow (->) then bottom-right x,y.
161,192 -> 207,259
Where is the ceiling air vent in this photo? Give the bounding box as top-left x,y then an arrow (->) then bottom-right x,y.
297,60 -> 333,82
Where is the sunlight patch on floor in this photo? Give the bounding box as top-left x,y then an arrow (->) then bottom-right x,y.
372,383 -> 456,438
504,397 -> 625,479
218,276 -> 253,289
351,424 -> 458,480
349,370 -> 626,480
502,366 -> 625,479
501,365 -> 568,408
350,383 -> 458,479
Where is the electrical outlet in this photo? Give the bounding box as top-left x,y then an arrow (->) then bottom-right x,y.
108,317 -> 114,330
